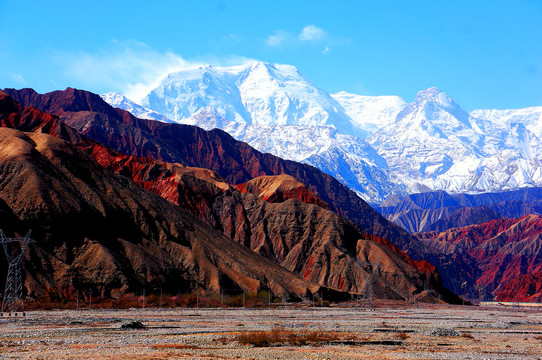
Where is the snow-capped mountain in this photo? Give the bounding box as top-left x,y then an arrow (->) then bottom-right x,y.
332,91 -> 407,137
102,61 -> 542,204
101,92 -> 171,123
471,107 -> 542,138
142,62 -> 359,136
369,87 -> 542,193
130,62 -> 404,203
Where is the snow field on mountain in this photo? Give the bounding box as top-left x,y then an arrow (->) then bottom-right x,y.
102,62 -> 542,204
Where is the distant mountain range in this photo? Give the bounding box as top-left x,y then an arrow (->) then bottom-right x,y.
375,187 -> 542,301
5,61 -> 542,304
102,62 -> 542,205
378,187 -> 542,233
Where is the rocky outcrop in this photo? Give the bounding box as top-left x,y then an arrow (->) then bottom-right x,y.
234,175 -> 330,209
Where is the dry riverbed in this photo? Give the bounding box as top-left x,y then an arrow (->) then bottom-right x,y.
1,302 -> 541,359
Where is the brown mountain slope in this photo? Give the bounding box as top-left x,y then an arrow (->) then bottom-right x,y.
0,90 -> 454,302
88,147 -> 442,300
416,215 -> 542,301
3,87 -> 426,256
91,146 -> 440,300
0,92 -> 328,300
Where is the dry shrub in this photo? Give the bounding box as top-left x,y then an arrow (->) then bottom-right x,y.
234,327 -> 341,347
235,331 -> 274,347
461,332 -> 474,339
396,332 -> 409,340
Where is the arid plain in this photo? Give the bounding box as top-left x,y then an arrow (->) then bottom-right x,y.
1,302 -> 541,360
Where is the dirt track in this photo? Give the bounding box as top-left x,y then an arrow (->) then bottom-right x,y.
1,302 -> 541,359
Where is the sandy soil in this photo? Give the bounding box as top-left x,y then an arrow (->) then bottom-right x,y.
0,302 -> 541,359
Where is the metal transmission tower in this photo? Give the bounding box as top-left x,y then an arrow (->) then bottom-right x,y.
1,230 -> 34,315
357,258 -> 381,309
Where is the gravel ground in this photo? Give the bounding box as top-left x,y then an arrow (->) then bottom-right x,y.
0,302 -> 541,359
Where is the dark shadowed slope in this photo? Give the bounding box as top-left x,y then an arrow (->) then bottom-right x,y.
378,188 -> 542,233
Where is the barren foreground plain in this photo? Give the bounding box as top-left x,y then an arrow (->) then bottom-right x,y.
1,302 -> 541,359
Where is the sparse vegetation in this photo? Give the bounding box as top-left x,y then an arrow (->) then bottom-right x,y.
233,326 -> 342,347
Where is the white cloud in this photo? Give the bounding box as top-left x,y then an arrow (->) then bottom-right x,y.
54,40 -> 255,103
265,31 -> 292,47
265,25 -> 334,53
298,25 -> 327,42
12,74 -> 25,84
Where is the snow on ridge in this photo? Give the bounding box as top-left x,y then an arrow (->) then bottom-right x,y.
106,61 -> 542,204
101,92 -> 172,123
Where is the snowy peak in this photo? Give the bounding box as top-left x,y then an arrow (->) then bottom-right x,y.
141,61 -> 357,135
101,92 -> 171,123
397,87 -> 467,122
143,65 -> 250,123
414,87 -> 454,108
369,86 -> 542,196
103,61 -> 542,204
392,87 -> 476,137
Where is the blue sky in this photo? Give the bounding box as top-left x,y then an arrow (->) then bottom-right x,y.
1,0 -> 541,111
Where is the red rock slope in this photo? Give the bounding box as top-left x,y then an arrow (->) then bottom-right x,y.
234,174 -> 330,209
416,215 -> 542,302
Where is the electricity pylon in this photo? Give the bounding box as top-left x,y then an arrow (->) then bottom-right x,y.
357,257 -> 381,309
1,230 -> 34,315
